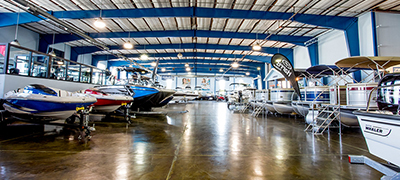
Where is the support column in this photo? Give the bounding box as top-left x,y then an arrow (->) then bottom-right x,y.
307,42 -> 319,66
344,19 -> 360,56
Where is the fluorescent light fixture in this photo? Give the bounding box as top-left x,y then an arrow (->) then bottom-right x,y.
161,68 -> 166,72
94,19 -> 106,28
186,67 -> 191,71
177,53 -> 183,58
140,54 -> 149,60
252,43 -> 261,51
151,62 -> 157,67
123,42 -> 133,49
185,63 -> 189,67
257,67 -> 261,70
231,62 -> 239,68
57,61 -> 64,65
219,68 -> 223,72
246,72 -> 250,76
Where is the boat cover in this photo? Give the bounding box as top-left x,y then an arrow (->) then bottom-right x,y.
335,56 -> 400,69
306,65 -> 360,75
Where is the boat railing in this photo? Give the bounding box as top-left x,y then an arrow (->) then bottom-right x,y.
0,43 -> 110,85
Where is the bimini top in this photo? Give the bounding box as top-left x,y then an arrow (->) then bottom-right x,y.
306,65 -> 360,75
335,56 -> 400,70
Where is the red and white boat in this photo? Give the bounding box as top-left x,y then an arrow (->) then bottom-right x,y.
83,88 -> 133,113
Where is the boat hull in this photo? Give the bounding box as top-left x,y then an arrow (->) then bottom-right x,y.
354,111 -> 400,167
273,102 -> 295,114
265,101 -> 276,113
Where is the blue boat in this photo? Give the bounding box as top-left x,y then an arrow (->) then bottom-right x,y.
3,84 -> 97,120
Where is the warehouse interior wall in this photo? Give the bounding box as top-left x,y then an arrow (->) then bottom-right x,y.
375,12 -> 400,56
293,46 -> 311,69
0,25 -> 39,51
358,12 -> 375,56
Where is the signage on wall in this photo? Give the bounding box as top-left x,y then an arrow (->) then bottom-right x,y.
271,53 -> 301,97
161,75 -> 174,80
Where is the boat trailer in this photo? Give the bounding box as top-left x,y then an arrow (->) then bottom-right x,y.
0,108 -> 94,143
349,155 -> 400,180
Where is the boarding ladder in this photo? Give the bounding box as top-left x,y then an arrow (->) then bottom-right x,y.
251,102 -> 267,116
304,105 -> 341,135
240,103 -> 251,113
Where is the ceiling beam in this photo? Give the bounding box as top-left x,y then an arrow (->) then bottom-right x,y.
93,52 -> 272,62
42,30 -> 311,47
72,43 -> 292,55
0,7 -> 356,30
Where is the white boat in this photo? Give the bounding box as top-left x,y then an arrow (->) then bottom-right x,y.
3,84 -> 97,120
353,111 -> 400,167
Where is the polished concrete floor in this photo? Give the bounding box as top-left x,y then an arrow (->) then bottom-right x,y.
0,101 -> 383,179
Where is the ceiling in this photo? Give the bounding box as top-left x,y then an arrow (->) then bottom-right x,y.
1,0 -> 399,76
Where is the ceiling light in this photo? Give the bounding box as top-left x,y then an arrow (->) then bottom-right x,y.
140,54 -> 149,60
94,19 -> 106,28
141,71 -> 146,74
49,50 -> 56,57
257,67 -> 261,70
123,41 -> 133,49
185,63 -> 189,67
177,53 -> 183,58
188,72 -> 192,75
231,62 -> 239,68
151,62 -> 157,67
10,39 -> 20,46
186,67 -> 191,71
252,43 -> 262,51
161,68 -> 166,72
57,61 -> 64,65
246,72 -> 250,76
219,68 -> 223,72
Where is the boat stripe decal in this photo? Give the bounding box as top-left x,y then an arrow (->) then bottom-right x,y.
360,118 -> 400,127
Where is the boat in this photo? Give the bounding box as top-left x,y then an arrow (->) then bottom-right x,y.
173,86 -> 199,103
96,85 -> 175,111
3,84 -> 97,120
83,88 -> 133,113
353,73 -> 400,166
270,88 -> 297,114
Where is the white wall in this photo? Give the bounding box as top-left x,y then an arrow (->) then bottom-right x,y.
358,12 -> 375,56
318,30 -> 349,65
293,46 -> 311,69
78,54 -> 92,65
0,25 -> 39,50
0,74 -> 95,97
49,43 -> 72,60
375,12 -> 400,56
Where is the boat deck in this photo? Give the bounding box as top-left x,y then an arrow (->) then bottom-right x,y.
0,101 -> 383,179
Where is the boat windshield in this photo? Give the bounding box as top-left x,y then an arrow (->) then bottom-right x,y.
24,84 -> 57,96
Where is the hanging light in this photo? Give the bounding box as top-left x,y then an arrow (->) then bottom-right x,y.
161,68 -> 166,72
257,67 -> 261,70
57,61 -> 64,65
123,41 -> 133,49
151,62 -> 157,66
94,19 -> 106,28
49,50 -> 56,57
11,9 -> 21,46
140,54 -> 149,60
219,68 -> 223,72
246,72 -> 250,76
231,62 -> 239,68
141,71 -> 146,74
186,67 -> 191,71
94,10 -> 106,28
252,43 -> 262,51
185,63 -> 189,67
177,52 -> 183,58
